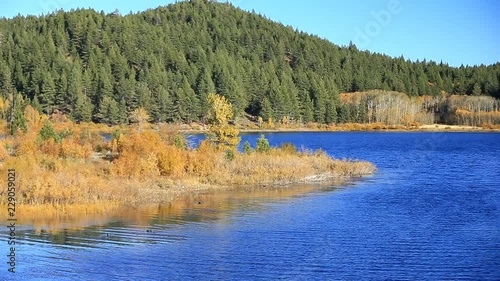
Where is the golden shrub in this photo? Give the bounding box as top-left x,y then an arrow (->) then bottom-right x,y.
139,152 -> 160,178
118,131 -> 164,154
110,153 -> 137,177
60,137 -> 93,159
15,131 -> 38,156
189,140 -> 219,178
39,138 -> 61,157
157,145 -> 187,178
111,130 -> 180,178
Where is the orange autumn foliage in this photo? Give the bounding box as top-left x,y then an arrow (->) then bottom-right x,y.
157,145 -> 188,178
60,136 -> 93,159
111,130 -> 189,178
186,140 -> 219,178
39,138 -> 61,157
15,131 -> 38,156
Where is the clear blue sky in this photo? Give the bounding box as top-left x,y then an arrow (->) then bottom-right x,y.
1,0 -> 498,67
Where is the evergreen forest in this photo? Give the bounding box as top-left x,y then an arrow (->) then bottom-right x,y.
0,0 -> 499,127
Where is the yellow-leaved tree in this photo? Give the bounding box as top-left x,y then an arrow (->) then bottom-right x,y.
130,107 -> 149,132
206,93 -> 240,150
24,104 -> 45,130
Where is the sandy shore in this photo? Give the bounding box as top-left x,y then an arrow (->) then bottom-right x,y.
182,124 -> 499,134
418,124 -> 497,131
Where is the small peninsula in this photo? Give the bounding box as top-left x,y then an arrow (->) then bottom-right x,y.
0,94 -> 375,218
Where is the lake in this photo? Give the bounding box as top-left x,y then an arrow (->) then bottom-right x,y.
2,132 -> 499,280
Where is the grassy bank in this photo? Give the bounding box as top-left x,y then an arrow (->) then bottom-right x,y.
0,120 -> 375,219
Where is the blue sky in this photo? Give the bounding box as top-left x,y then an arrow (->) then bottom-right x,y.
1,0 -> 498,67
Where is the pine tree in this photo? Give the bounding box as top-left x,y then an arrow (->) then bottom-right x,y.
38,120 -> 60,142
39,72 -> 56,114
268,77 -> 285,120
117,98 -> 129,124
260,97 -> 273,121
243,140 -> 253,154
325,99 -> 337,124
300,95 -> 314,123
280,71 -> 300,121
256,134 -> 271,153
136,82 -> 152,111
9,94 -> 27,135
99,60 -> 114,99
453,69 -> 467,95
213,59 -> 246,116
196,67 -> 216,115
67,59 -> 84,114
97,95 -> 119,125
28,67 -> 44,99
55,71 -> 68,112
310,76 -> 327,123
180,76 -> 200,122
72,93 -> 93,122
336,104 -> 351,123
31,94 -> 43,113
0,63 -> 14,98
156,86 -> 174,122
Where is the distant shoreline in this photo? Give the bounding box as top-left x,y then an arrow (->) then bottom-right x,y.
181,124 -> 500,135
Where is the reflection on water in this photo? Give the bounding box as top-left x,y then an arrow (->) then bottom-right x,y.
10,182 -> 352,249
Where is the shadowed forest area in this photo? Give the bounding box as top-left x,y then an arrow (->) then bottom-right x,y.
0,0 -> 498,129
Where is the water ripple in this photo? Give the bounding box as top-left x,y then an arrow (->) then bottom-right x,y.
1,132 -> 499,280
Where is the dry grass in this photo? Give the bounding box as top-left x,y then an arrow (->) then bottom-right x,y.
0,121 -> 375,216
418,124 -> 489,131
481,122 -> 500,130
207,149 -> 374,186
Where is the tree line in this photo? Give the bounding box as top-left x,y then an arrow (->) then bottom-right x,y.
0,0 -> 498,127
339,91 -> 500,126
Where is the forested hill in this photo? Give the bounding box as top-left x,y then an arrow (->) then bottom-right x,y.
0,0 -> 499,125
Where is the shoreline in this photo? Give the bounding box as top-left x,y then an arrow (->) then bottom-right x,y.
1,123 -> 376,221
3,120 -> 494,223
5,168 -> 374,224
180,124 -> 500,135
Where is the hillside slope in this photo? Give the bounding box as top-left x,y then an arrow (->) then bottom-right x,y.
0,0 -> 498,125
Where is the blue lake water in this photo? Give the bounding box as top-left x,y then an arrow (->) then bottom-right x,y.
2,132 -> 499,280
